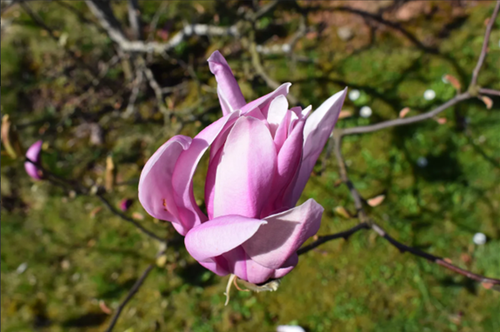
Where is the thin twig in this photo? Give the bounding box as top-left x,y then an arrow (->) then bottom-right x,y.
479,88 -> 500,97
104,264 -> 155,332
95,194 -> 165,242
25,158 -> 165,243
341,92 -> 471,136
249,37 -> 299,105
371,223 -> 500,285
127,0 -> 142,40
469,1 -> 500,89
298,222 -> 370,255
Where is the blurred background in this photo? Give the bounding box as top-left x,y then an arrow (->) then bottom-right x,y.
1,1 -> 499,331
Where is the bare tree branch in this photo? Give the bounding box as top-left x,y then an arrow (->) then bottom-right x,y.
127,0 -> 142,40
341,92 -> 471,136
298,222 -> 370,255
86,0 -> 239,54
25,158 -> 165,243
469,1 -> 500,89
371,223 -> 500,285
479,88 -> 500,97
104,264 -> 154,332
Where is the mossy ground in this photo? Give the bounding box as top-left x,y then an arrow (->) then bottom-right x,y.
1,1 -> 499,331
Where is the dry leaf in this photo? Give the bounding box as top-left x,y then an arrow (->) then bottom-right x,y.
367,194 -> 386,207
132,212 -> 144,220
90,207 -> 102,218
482,282 -> 494,290
99,300 -> 112,315
436,117 -> 447,125
105,156 -> 115,192
338,110 -> 352,119
460,253 -> 471,264
156,254 -> 168,268
444,74 -> 461,91
443,257 -> 453,264
334,206 -> 352,219
399,107 -> 410,118
481,96 -> 493,109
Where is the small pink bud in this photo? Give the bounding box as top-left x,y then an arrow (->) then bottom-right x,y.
24,140 -> 43,180
119,198 -> 134,212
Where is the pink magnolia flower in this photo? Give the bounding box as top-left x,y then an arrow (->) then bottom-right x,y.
24,140 -> 43,180
139,51 -> 346,284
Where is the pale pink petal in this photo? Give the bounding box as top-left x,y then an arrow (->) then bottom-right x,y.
138,135 -> 192,234
208,51 -> 246,115
223,247 -> 274,284
266,95 -> 288,136
272,253 -> 298,279
213,116 -> 277,218
261,119 -> 305,217
198,256 -> 229,276
240,83 -> 291,114
24,140 -> 43,180
273,110 -> 292,152
204,146 -> 223,219
172,111 -> 240,232
184,215 -> 266,262
242,199 -> 323,270
290,88 -> 347,205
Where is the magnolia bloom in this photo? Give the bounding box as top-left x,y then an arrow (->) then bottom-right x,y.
139,51 -> 346,284
24,140 -> 43,180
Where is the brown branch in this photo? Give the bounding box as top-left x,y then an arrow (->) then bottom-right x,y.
298,222 -> 370,255
469,1 -> 500,89
328,134 -> 500,287
104,264 -> 155,332
127,0 -> 142,40
25,158 -> 165,243
340,92 -> 471,136
479,88 -> 500,97
249,36 -> 299,105
371,223 -> 500,285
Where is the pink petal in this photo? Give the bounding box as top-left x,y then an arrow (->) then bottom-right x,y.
138,135 -> 192,234
266,95 -> 289,136
261,119 -> 305,216
242,199 -> 323,270
204,146 -> 223,219
272,253 -> 298,279
240,83 -> 291,114
172,111 -> 240,232
290,88 -> 347,205
24,140 -> 43,180
208,51 -> 246,116
213,116 -> 277,218
223,247 -> 274,284
198,255 -> 229,276
184,215 -> 266,262
273,110 -> 292,152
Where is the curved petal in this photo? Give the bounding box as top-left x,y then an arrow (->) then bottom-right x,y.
24,140 -> 43,180
240,83 -> 291,114
242,199 -> 323,270
198,255 -> 229,276
272,253 -> 298,279
208,51 -> 246,115
290,88 -> 347,205
223,247 -> 275,284
266,95 -> 288,136
204,146 -> 223,219
185,215 -> 266,262
273,110 -> 292,152
261,119 -> 305,217
138,135 -> 192,234
172,111 -> 240,232
213,116 -> 277,218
